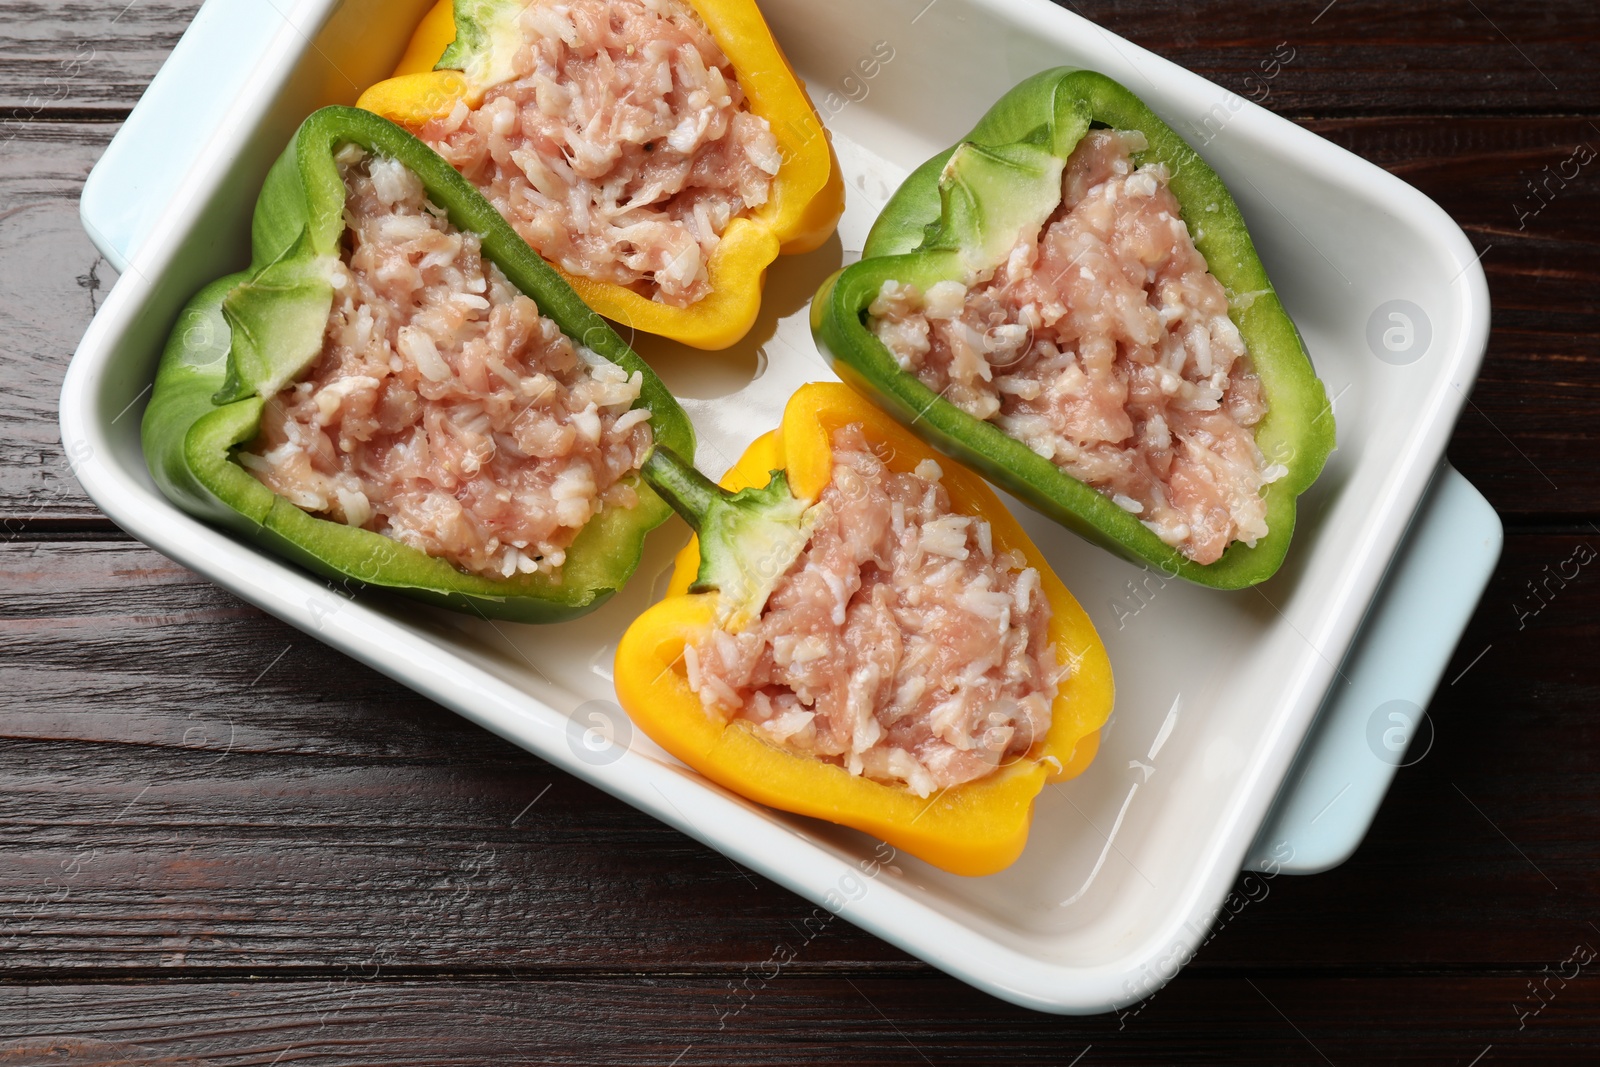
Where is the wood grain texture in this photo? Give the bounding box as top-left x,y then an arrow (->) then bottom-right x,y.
5,1 -> 1598,118
2,535 -> 1597,982
1074,0 -> 1600,118
3,0 -> 1600,1059
0,540 -> 910,973
1,0 -> 201,116
0,974 -> 1597,1065
1307,116 -> 1600,519
1197,530 -> 1600,968
0,122 -> 118,527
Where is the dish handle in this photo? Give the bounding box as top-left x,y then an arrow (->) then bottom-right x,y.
79,0 -> 299,271
1247,463 -> 1502,874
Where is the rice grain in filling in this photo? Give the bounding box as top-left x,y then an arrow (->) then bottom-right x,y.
418,0 -> 780,307
685,425 -> 1060,797
241,147 -> 652,580
869,129 -> 1285,565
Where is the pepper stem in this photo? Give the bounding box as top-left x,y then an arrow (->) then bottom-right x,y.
640,445 -> 815,630
642,445 -> 724,534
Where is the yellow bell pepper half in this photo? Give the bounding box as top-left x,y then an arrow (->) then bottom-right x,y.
614,383 -> 1114,876
356,0 -> 845,350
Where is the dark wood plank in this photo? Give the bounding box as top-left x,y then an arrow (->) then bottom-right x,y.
5,0 -> 1598,118
1,0 -> 201,116
0,122 -> 118,527
1,0 -> 1597,1055
0,540 -> 910,972
1201,532 -> 1600,966
1305,116 -> 1600,521
0,974 -> 1597,1064
3,532 -> 1597,978
1074,0 -> 1600,118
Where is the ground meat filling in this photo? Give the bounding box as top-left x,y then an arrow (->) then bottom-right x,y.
869,129 -> 1284,565
240,148 -> 652,580
418,0 -> 780,307
685,426 -> 1060,797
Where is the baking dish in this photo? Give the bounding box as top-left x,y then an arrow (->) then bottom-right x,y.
63,0 -> 1499,1013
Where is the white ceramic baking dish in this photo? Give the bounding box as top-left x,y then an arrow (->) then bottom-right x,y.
63,0 -> 1499,1013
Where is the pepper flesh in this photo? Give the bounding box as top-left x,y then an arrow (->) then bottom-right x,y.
141,105 -> 695,622
811,69 -> 1334,588
614,382 -> 1113,876
356,0 -> 845,350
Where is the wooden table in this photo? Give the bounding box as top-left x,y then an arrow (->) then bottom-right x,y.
4,1 -> 1598,1061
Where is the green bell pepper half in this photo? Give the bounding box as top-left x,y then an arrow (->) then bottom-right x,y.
142,105 -> 696,621
811,69 -> 1333,589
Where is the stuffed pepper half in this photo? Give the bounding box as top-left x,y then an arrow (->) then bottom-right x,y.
812,70 -> 1334,588
615,383 -> 1113,876
143,106 -> 694,622
358,0 -> 845,349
